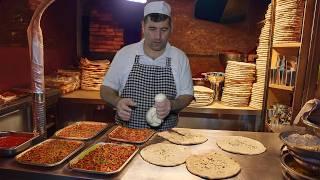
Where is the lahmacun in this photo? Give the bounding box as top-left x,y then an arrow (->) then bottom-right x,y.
55,121 -> 107,140
16,139 -> 84,166
108,126 -> 154,143
70,143 -> 138,174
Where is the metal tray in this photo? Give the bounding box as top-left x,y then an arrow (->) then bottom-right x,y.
0,131 -> 39,157
69,142 -> 138,175
15,138 -> 84,167
288,150 -> 320,172
280,153 -> 320,180
55,121 -> 108,140
108,126 -> 155,144
303,117 -> 320,137
279,130 -> 320,160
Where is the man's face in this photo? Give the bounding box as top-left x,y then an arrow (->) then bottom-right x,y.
143,17 -> 171,52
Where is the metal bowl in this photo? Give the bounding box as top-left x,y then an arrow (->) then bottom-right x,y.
288,150 -> 320,172
302,117 -> 320,137
279,130 -> 320,161
280,153 -> 320,180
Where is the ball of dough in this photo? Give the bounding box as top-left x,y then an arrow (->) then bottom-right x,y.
155,93 -> 167,103
146,107 -> 162,127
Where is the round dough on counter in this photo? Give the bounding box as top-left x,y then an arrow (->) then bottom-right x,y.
157,128 -> 208,145
140,143 -> 191,167
216,136 -> 266,155
186,152 -> 241,179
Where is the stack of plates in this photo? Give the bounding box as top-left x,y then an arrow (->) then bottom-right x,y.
249,4 -> 272,109
80,58 -> 110,91
273,0 -> 305,44
222,61 -> 256,107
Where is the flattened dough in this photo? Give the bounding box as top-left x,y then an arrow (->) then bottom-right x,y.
158,128 -> 208,145
186,152 -> 241,179
216,136 -> 266,155
140,143 -> 191,167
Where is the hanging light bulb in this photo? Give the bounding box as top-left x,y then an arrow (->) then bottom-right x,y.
127,0 -> 147,3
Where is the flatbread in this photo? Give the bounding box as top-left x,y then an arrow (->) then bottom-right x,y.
140,143 -> 191,167
186,152 -> 241,179
157,128 -> 208,145
216,136 -> 266,155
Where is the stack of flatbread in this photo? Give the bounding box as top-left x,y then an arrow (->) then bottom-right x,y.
186,152 -> 241,179
45,69 -> 81,94
0,91 -> 17,103
249,82 -> 265,109
140,143 -> 191,167
80,58 -> 110,90
157,128 -> 208,145
221,61 -> 256,107
189,86 -> 214,107
273,0 -> 305,44
249,4 -> 272,109
216,136 -> 266,155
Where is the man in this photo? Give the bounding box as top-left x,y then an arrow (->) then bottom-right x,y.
101,1 -> 193,131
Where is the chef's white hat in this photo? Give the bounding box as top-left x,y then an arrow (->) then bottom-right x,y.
144,1 -> 171,17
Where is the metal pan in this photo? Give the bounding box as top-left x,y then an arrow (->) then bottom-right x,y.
303,117 -> 320,137
69,142 -> 138,175
55,121 -> 108,141
289,150 -> 320,172
280,153 -> 320,180
15,139 -> 84,167
0,131 -> 40,157
279,130 -> 320,160
108,126 -> 155,144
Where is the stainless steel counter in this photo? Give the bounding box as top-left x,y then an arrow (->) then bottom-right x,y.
0,128 -> 283,180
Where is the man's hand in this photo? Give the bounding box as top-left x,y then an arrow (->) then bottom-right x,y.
116,98 -> 136,121
155,98 -> 171,120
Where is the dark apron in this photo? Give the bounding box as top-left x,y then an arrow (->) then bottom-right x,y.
116,55 -> 177,131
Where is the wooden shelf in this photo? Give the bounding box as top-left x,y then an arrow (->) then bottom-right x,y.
269,84 -> 294,91
273,42 -> 301,48
184,101 -> 261,116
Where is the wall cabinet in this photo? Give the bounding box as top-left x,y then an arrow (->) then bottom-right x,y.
267,43 -> 300,107
264,0 -> 319,131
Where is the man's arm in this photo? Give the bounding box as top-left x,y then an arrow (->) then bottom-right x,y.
170,95 -> 194,113
100,85 -> 121,107
100,85 -> 136,121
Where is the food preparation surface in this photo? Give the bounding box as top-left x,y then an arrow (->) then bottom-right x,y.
61,90 -> 261,115
0,129 -> 283,180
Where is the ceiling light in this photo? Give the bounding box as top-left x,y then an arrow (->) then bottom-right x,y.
127,0 -> 147,3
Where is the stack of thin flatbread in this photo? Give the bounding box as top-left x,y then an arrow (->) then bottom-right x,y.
80,58 -> 110,90
186,152 -> 241,179
273,0 -> 305,44
157,128 -> 208,145
45,69 -> 81,94
249,3 -> 272,109
249,82 -> 265,109
189,86 -> 214,107
140,143 -> 191,167
216,136 -> 266,155
222,61 -> 256,107
0,91 -> 17,103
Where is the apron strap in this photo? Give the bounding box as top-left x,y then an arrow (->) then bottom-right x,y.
134,55 -> 141,64
165,57 -> 171,67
